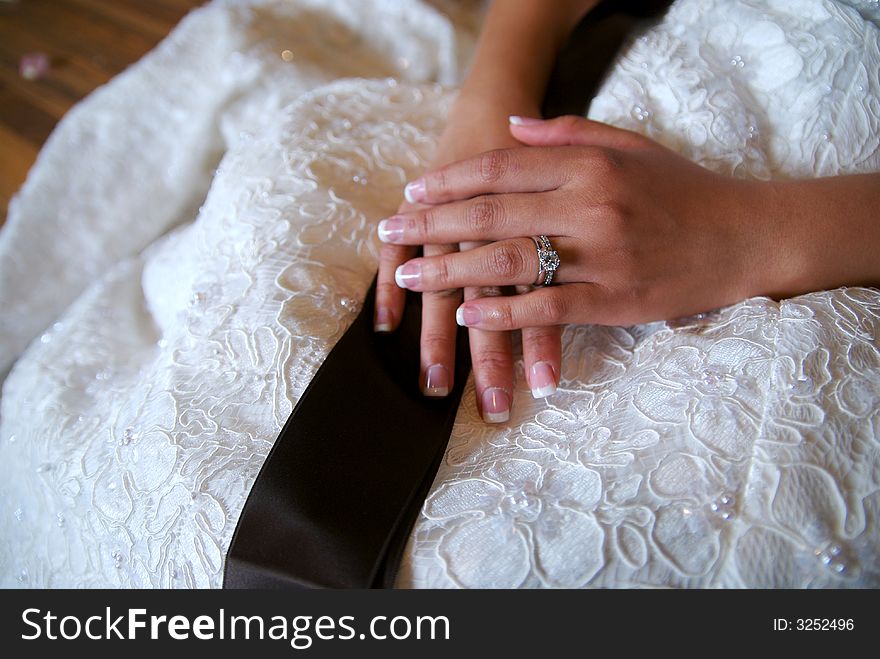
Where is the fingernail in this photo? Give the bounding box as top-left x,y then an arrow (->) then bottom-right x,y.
404,178 -> 426,204
377,217 -> 404,243
509,115 -> 544,126
424,364 -> 450,397
395,262 -> 421,289
455,305 -> 482,327
374,307 -> 393,333
482,387 -> 510,423
530,361 -> 557,399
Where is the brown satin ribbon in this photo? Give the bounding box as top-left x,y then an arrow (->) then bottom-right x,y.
224,279 -> 470,588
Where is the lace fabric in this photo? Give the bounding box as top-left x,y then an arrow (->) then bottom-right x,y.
1,0 -> 878,588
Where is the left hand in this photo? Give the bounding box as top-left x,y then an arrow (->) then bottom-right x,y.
382,115 -> 781,329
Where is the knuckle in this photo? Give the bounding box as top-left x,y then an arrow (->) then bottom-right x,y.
572,147 -> 624,189
420,208 -> 439,240
472,346 -> 511,374
376,280 -> 401,301
379,242 -> 408,262
470,285 -> 504,299
431,255 -> 455,288
498,303 -> 516,329
477,149 -> 510,184
599,199 -> 629,229
489,242 -> 526,279
486,302 -> 515,329
420,328 -> 455,355
434,166 -> 452,197
589,147 -> 624,177
555,195 -> 587,234
427,242 -> 460,257
523,325 -> 560,344
560,115 -> 583,132
568,165 -> 593,189
532,293 -> 568,324
423,287 -> 461,302
467,197 -> 504,234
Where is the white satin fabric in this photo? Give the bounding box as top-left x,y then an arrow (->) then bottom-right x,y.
1,0 -> 879,588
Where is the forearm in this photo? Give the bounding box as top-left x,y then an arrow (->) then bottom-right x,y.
758,173 -> 880,297
455,0 -> 600,116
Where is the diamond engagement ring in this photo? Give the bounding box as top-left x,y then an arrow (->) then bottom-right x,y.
531,235 -> 560,286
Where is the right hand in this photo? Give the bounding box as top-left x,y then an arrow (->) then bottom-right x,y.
374,97 -> 563,423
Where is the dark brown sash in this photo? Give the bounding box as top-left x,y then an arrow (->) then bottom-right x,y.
223,280 -> 470,588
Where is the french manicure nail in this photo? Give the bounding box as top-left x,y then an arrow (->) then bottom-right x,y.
395,262 -> 421,289
509,115 -> 544,126
424,364 -> 449,397
374,307 -> 393,333
455,306 -> 482,327
482,387 -> 510,423
404,178 -> 426,204
377,217 -> 404,243
530,361 -> 557,399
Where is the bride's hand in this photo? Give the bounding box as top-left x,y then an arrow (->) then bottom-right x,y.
382,115 -> 782,329
375,99 -> 563,423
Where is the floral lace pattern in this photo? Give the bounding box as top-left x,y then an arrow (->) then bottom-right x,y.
1,0 -> 879,588
0,0 -> 472,588
402,0 -> 880,588
402,293 -> 880,587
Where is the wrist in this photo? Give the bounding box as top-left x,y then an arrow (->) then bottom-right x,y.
732,180 -> 809,301
452,85 -> 542,120
740,177 -> 880,300
434,93 -> 539,164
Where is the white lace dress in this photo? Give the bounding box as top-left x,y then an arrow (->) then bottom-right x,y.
1,0 -> 879,588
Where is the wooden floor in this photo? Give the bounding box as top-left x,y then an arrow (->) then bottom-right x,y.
0,0 -> 204,225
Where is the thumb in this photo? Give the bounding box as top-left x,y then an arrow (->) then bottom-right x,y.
509,115 -> 645,150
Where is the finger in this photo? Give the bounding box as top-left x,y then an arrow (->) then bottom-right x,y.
456,283 -> 606,330
516,285 -> 563,400
375,242 -> 417,331
378,191 -> 563,246
395,237 -> 579,291
403,146 -> 577,205
509,115 -> 647,150
375,198 -> 422,331
464,283 -> 514,424
522,326 -> 562,399
419,242 -> 461,397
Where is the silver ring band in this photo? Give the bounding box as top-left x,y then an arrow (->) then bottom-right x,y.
531,235 -> 560,286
